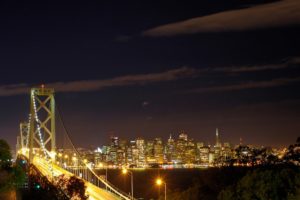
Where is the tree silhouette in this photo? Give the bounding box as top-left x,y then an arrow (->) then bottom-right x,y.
218,166 -> 300,200
0,139 -> 12,170
67,176 -> 88,200
283,137 -> 300,165
55,174 -> 88,200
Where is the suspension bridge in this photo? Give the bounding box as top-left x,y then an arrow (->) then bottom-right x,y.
16,86 -> 134,200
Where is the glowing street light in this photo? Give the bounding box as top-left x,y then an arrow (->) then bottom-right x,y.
156,178 -> 166,200
122,168 -> 128,174
64,154 -> 69,167
156,178 -> 162,186
57,153 -> 63,166
122,168 -> 134,199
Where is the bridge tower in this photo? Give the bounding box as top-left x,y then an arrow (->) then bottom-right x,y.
28,86 -> 56,162
20,122 -> 29,149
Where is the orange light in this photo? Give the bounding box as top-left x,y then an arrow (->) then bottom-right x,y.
122,168 -> 128,174
156,178 -> 163,186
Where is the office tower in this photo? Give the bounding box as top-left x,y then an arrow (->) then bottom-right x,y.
146,140 -> 155,164
136,138 -> 146,167
154,138 -> 164,163
215,128 -> 221,148
166,134 -> 176,162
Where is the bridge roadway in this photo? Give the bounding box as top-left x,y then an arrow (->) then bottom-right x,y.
33,156 -> 123,200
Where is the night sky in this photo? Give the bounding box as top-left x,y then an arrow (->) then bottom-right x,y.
0,0 -> 300,148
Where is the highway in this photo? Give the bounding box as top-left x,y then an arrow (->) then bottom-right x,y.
33,157 -> 122,200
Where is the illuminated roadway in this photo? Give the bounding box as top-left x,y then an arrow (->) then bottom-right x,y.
32,156 -> 123,200
17,88 -> 132,200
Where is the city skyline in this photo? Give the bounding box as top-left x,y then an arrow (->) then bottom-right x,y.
0,1 -> 300,149
90,128 -> 274,150
54,128 -> 288,169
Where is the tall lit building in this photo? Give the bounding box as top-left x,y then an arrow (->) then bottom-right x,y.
166,135 -> 176,162
146,140 -> 155,164
128,139 -> 139,166
117,148 -> 125,166
212,128 -> 221,161
199,146 -> 210,164
222,143 -> 233,163
185,139 -> 196,163
108,136 -> 119,164
108,147 -> 117,164
111,136 -> 119,147
136,138 -> 146,167
94,148 -> 103,167
179,131 -> 188,141
215,128 -> 221,148
126,140 -> 136,165
196,142 -> 204,162
154,138 -> 164,163
176,131 -> 188,163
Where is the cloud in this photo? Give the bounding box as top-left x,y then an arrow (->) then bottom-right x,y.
212,64 -> 287,73
0,67 -> 197,96
1,57 -> 298,96
201,57 -> 299,74
187,76 -> 300,94
205,57 -> 300,74
143,0 -> 300,36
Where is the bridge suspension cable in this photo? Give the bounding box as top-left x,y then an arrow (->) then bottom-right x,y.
18,86 -> 133,200
25,114 -> 31,149
56,103 -> 133,200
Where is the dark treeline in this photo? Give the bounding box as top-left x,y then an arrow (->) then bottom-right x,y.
0,139 -> 25,199
160,164 -> 300,200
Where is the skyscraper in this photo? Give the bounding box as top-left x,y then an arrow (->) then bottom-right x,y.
136,138 -> 146,167
179,131 -> 188,141
111,136 -> 119,147
166,135 -> 176,162
176,132 -> 188,163
215,128 -> 221,148
154,138 -> 164,163
146,140 -> 155,164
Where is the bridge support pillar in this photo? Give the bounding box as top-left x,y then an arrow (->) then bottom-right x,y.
28,87 -> 56,163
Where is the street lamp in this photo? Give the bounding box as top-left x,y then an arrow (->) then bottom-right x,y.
64,154 -> 69,165
83,159 -> 88,181
156,178 -> 166,200
72,156 -> 78,175
58,153 -> 62,166
72,156 -> 77,164
122,168 -> 134,199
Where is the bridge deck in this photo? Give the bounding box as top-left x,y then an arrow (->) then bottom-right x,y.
33,157 -> 121,200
